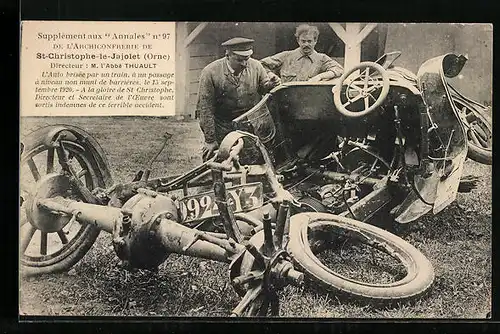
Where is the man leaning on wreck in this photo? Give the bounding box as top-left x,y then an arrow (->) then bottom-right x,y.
261,24 -> 343,83
196,37 -> 281,161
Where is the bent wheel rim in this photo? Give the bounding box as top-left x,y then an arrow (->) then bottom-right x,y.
301,220 -> 418,288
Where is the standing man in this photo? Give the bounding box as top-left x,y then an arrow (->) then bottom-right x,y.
261,24 -> 343,83
196,37 -> 281,161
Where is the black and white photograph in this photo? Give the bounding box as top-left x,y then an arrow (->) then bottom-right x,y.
19,22 -> 492,318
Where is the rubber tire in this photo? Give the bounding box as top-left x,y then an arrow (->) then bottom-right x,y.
287,212 -> 434,304
296,196 -> 328,213
21,125 -> 112,276
22,228 -> 101,277
467,111 -> 492,165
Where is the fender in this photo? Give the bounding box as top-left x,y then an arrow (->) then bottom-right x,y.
395,54 -> 469,223
416,53 -> 469,156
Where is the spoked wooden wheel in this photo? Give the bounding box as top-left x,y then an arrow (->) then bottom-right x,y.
20,126 -> 111,276
232,284 -> 279,317
453,96 -> 492,164
229,230 -> 304,317
229,237 -> 279,317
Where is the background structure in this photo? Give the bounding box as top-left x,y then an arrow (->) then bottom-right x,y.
175,23 -> 492,118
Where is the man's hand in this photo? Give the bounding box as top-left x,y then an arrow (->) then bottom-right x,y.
268,72 -> 281,87
202,141 -> 219,161
308,70 -> 338,82
307,74 -> 322,82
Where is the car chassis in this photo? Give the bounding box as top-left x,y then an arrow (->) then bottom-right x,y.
20,52 -> 491,316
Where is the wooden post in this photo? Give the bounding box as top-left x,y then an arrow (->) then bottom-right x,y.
328,23 -> 378,70
175,22 -> 189,117
175,22 -> 209,118
184,22 -> 209,49
344,23 -> 361,71
328,23 -> 348,45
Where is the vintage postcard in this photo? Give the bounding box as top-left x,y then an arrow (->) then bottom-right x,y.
19,21 -> 492,318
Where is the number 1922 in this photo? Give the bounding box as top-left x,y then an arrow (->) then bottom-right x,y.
179,183 -> 262,223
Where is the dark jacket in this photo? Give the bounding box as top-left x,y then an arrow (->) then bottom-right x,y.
196,57 -> 274,143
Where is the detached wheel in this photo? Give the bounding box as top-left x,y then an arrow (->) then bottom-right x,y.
20,125 -> 112,276
287,213 -> 434,304
452,94 -> 492,164
467,112 -> 492,164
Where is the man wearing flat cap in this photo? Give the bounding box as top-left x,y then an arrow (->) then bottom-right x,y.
196,37 -> 281,161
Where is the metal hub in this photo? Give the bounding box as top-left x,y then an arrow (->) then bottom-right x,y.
26,173 -> 73,233
228,229 -> 304,316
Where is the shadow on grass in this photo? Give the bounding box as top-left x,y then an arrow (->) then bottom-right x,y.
393,202 -> 491,244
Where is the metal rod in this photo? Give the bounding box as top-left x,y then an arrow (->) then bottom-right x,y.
282,208 -> 291,247
262,212 -> 274,256
234,212 -> 263,227
156,219 -> 244,263
37,197 -> 120,234
273,201 -> 289,249
212,169 -> 243,243
304,167 -> 381,186
159,160 -> 212,190
36,195 -> 248,267
139,132 -> 172,182
108,162 -> 263,195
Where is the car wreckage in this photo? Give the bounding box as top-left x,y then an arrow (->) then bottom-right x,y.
20,52 -> 492,316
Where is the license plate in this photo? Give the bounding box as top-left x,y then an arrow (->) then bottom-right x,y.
179,182 -> 263,223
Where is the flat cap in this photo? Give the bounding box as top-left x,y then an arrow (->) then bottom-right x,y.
221,37 -> 254,56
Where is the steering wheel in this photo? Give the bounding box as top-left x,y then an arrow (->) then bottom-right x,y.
333,62 -> 390,118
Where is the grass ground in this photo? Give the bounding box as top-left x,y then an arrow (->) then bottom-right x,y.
19,116 -> 492,318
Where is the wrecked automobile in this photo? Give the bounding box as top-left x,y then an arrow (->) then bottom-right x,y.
19,52 -> 491,316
